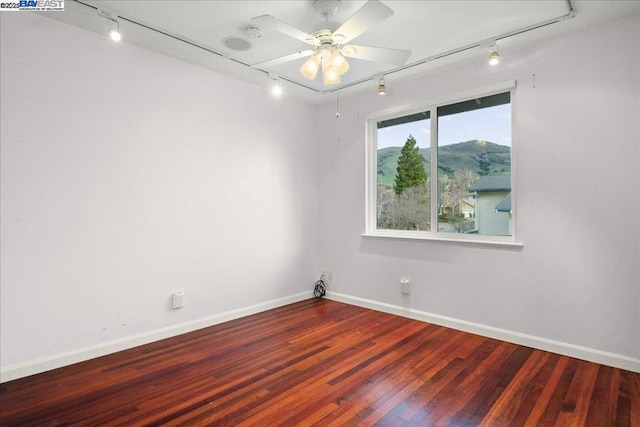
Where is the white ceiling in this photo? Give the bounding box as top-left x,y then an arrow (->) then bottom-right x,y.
41,0 -> 640,103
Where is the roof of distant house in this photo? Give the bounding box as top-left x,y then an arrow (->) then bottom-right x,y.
469,175 -> 511,192
496,192 -> 512,212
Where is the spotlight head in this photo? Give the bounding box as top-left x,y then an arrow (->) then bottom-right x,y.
109,28 -> 122,42
107,18 -> 121,41
271,81 -> 283,97
377,78 -> 386,95
488,51 -> 500,66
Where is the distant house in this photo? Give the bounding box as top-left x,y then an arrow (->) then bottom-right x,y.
440,193 -> 475,218
469,175 -> 511,236
458,198 -> 476,218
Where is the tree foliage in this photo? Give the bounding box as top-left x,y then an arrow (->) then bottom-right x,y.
377,181 -> 431,231
393,135 -> 427,195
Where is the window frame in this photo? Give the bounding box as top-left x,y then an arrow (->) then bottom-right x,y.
364,80 -> 522,247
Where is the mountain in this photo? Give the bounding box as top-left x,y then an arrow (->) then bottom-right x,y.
378,140 -> 510,187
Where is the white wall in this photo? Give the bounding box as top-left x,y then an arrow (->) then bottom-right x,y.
316,15 -> 640,369
2,10 -> 638,381
0,12 -> 317,378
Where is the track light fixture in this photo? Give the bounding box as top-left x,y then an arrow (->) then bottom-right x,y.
377,78 -> 386,95
74,1 -> 575,96
488,42 -> 500,65
270,75 -> 283,97
108,19 -> 122,42
98,9 -> 122,42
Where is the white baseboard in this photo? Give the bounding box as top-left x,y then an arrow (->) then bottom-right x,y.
326,292 -> 640,373
4,290 -> 637,383
0,291 -> 312,383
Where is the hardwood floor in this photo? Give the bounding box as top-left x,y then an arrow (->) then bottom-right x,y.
1,299 -> 638,426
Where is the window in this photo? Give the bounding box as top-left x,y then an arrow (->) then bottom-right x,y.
366,81 -> 517,244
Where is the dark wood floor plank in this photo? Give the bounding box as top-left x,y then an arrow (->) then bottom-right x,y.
421,342 -> 532,426
522,356 -> 567,426
477,349 -> 551,425
618,369 -> 640,427
308,327 -> 442,425
209,313 -> 427,426
379,340 -> 508,425
1,299 -> 637,426
554,359 -> 600,426
585,365 -> 620,425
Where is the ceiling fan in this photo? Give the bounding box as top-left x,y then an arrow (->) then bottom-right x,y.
251,0 -> 411,85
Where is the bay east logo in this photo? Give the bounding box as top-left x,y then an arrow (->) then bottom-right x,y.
20,0 -> 63,8
0,0 -> 64,11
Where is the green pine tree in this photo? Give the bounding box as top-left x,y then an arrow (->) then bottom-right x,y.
394,135 -> 427,195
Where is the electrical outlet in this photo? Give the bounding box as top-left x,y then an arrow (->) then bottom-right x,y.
172,291 -> 184,309
400,279 -> 410,295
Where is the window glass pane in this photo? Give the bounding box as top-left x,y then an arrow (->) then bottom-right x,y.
437,93 -> 511,236
377,112 -> 431,231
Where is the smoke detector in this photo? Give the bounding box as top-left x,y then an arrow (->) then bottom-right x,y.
243,25 -> 263,39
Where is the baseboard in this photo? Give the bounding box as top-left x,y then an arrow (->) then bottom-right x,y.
4,290 -> 637,383
0,291 -> 312,383
326,292 -> 640,373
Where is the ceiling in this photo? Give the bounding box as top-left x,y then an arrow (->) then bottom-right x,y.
40,0 -> 640,103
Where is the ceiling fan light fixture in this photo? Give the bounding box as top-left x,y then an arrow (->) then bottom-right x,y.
323,64 -> 341,85
300,54 -> 321,80
254,0 -> 406,89
329,50 -> 349,75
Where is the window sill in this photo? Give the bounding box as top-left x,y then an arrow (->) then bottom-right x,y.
362,230 -> 524,249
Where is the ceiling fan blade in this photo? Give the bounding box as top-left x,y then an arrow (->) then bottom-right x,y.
251,15 -> 318,46
343,45 -> 411,66
333,0 -> 394,45
251,50 -> 315,69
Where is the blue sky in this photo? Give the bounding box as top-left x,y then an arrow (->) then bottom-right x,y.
377,104 -> 511,149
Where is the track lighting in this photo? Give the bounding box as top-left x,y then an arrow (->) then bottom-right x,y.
377,78 -> 386,95
98,9 -> 122,42
271,84 -> 283,97
488,43 -> 500,65
108,20 -> 122,42
270,76 -> 283,97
